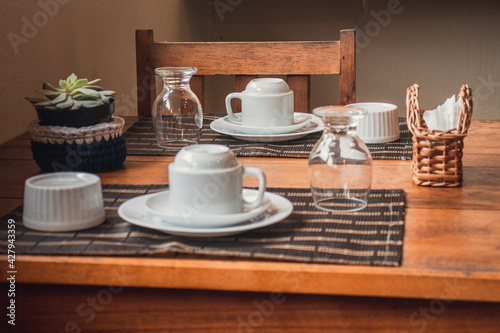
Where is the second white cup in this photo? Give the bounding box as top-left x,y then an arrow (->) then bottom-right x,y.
168,144 -> 266,218
225,78 -> 294,128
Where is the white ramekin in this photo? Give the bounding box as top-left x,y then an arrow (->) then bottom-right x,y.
23,172 -> 105,232
348,102 -> 400,144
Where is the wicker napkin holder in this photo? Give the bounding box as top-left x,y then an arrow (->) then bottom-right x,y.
28,116 -> 127,173
406,84 -> 473,187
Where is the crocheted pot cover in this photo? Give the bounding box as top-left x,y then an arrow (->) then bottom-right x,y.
29,117 -> 127,173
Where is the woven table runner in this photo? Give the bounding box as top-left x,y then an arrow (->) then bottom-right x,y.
124,114 -> 412,160
0,185 -> 405,266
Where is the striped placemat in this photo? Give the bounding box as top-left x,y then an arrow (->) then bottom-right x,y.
0,185 -> 405,266
124,114 -> 413,160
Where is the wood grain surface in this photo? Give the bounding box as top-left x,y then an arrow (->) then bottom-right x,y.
287,75 -> 311,113
149,41 -> 341,75
7,284 -> 500,333
135,30 -> 156,117
0,117 -> 499,332
339,29 -> 356,105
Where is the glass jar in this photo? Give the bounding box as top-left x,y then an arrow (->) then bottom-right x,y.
152,67 -> 203,149
309,106 -> 372,212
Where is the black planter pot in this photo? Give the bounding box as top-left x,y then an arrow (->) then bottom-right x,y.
35,100 -> 115,127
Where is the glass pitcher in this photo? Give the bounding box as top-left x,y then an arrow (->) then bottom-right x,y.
309,105 -> 372,212
152,67 -> 203,149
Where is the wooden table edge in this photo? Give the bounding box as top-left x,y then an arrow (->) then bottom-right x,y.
4,254 -> 499,303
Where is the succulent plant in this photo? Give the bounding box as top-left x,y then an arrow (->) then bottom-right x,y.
27,73 -> 115,110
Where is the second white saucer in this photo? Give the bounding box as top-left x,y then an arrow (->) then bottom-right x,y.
144,189 -> 271,228
223,113 -> 312,135
210,114 -> 323,142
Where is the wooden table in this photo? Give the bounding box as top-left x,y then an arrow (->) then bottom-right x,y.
1,117 -> 499,332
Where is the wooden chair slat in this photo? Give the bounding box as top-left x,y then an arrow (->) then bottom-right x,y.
339,29 -> 356,105
136,30 -> 355,116
135,30 -> 157,117
150,41 -> 340,75
190,76 -> 205,109
287,75 -> 311,113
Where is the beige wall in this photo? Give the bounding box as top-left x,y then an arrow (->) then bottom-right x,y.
0,0 -> 209,144
1,0 -> 499,145
198,0 -> 500,119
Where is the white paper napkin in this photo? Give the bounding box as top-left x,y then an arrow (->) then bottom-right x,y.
423,95 -> 462,131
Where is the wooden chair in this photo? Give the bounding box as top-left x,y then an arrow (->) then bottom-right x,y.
135,29 -> 356,117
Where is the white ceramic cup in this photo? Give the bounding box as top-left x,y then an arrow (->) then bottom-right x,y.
225,78 -> 294,127
168,144 -> 266,218
23,172 -> 105,232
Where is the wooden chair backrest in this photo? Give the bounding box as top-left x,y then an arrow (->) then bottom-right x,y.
135,29 -> 355,117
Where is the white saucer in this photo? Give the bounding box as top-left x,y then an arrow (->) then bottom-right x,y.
223,113 -> 312,135
210,114 -> 323,143
144,189 -> 272,228
118,190 -> 293,237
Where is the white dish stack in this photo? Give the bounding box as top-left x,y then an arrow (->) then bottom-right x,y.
348,102 -> 400,144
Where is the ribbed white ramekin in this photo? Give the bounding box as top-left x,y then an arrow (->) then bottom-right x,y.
23,172 -> 105,232
348,102 -> 400,144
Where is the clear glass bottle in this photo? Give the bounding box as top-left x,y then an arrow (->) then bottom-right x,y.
152,67 -> 203,149
309,106 -> 372,212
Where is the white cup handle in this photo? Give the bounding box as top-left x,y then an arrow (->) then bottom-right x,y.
225,92 -> 243,124
242,167 -> 266,210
